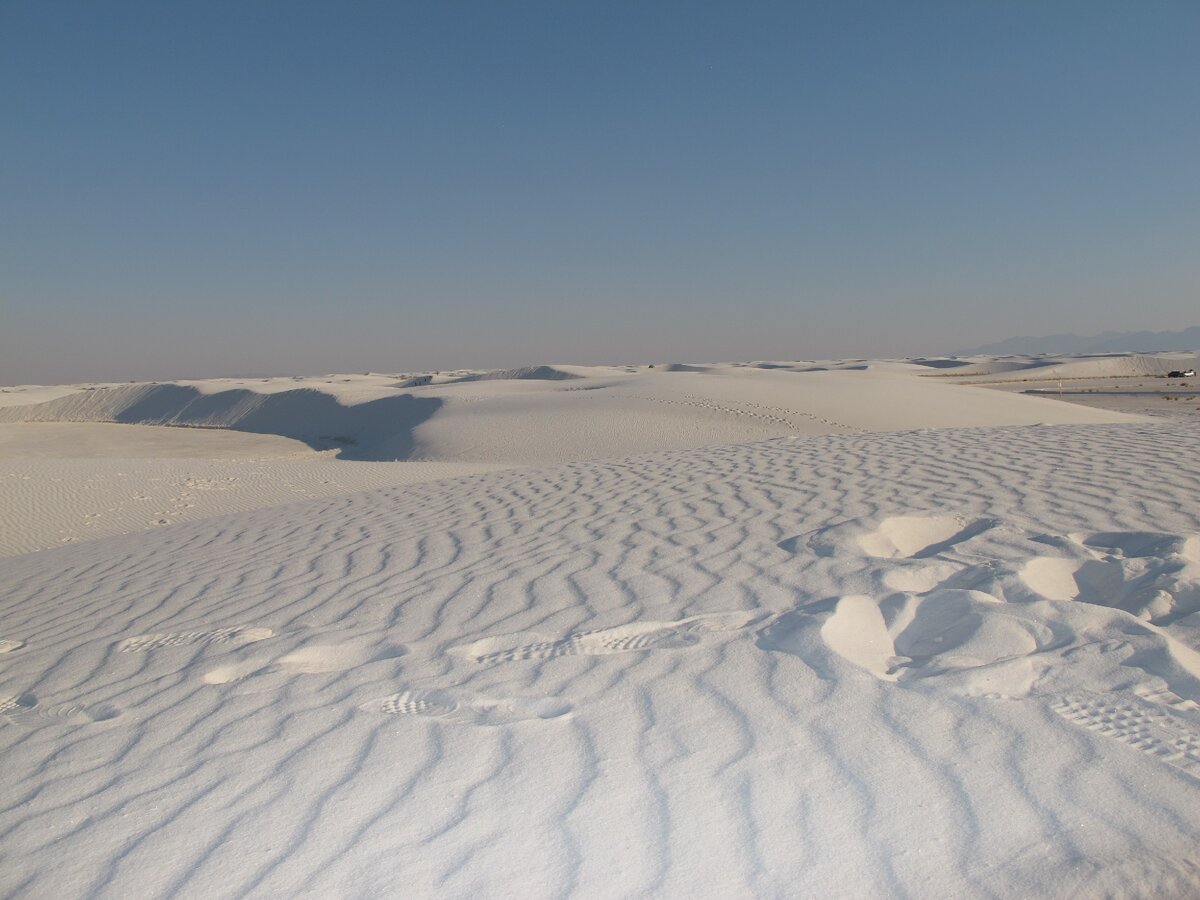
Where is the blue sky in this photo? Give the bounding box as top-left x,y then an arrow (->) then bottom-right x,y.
2,1 -> 1198,382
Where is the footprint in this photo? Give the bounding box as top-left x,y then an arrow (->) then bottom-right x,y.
1135,683 -> 1200,712
459,611 -> 767,664
0,639 -> 25,654
881,561 -> 967,594
0,693 -> 118,726
276,642 -> 406,674
202,642 -> 406,685
362,688 -> 571,726
801,515 -> 999,560
1050,694 -> 1200,780
466,624 -> 696,663
118,626 -> 273,653
0,693 -> 38,717
203,659 -> 275,686
32,703 -> 122,724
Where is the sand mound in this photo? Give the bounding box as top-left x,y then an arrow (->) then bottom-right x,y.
1018,531 -> 1200,625
857,515 -> 966,558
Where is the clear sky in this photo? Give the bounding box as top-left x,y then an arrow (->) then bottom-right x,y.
2,1 -> 1198,383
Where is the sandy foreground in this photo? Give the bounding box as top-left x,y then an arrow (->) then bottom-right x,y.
2,354 -> 1200,898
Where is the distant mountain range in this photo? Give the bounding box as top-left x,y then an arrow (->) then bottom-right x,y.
957,326 -> 1200,356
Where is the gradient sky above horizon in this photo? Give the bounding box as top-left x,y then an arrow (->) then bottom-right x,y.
2,1 -> 1198,383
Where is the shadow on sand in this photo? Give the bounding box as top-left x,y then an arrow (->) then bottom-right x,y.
0,383 -> 444,460
110,385 -> 442,460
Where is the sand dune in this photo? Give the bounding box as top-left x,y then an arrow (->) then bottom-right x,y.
0,362 -> 1140,556
0,362 -> 1135,463
2,359 -> 1199,897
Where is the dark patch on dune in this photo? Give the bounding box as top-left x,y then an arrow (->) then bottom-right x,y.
910,358 -> 970,369
454,365 -> 579,382
395,375 -> 433,388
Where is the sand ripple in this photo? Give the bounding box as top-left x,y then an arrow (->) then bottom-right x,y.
2,422 -> 1200,896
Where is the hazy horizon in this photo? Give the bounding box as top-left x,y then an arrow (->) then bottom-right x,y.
4,2 -> 1198,384
5,323 -> 1200,387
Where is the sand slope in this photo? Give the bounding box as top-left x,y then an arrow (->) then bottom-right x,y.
3,421 -> 1200,897
0,424 -> 507,557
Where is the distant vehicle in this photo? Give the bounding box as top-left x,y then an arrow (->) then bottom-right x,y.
1167,369 -> 1196,378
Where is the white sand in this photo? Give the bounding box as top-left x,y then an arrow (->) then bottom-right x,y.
0,424 -> 507,557
0,363 -> 1135,556
1,361 -> 1133,464
3,356 -> 1200,897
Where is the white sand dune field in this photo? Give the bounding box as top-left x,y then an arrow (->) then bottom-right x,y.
3,357 -> 1200,898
